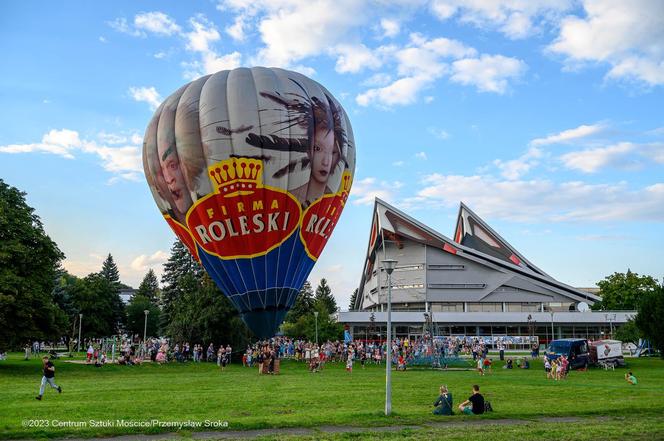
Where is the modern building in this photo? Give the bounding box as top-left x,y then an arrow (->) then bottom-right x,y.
337,198 -> 633,345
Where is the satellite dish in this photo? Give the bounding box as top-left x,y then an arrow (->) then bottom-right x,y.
577,302 -> 590,312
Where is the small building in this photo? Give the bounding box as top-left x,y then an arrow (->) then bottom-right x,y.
119,288 -> 136,305
338,198 -> 633,344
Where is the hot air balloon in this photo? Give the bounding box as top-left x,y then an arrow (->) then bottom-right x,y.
142,67 -> 355,338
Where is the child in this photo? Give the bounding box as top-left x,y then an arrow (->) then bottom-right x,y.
477,357 -> 484,376
346,353 -> 353,373
483,357 -> 492,374
544,357 -> 552,378
36,356 -> 62,400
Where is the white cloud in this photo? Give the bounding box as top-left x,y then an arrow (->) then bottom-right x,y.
350,177 -> 398,205
332,44 -> 382,74
130,250 -> 169,272
226,14 -> 248,42
530,123 -> 605,146
493,146 -> 543,180
560,141 -> 664,173
430,0 -> 574,39
428,127 -> 449,140
251,0 -> 366,67
415,151 -> 427,160
408,173 -> 664,222
560,142 -> 636,173
134,11 -> 181,36
380,18 -> 400,38
99,36 -> 107,43
357,75 -> 429,107
356,34 -> 475,107
108,17 -> 143,36
0,129 -> 143,181
98,132 -> 127,145
183,15 -> 242,78
548,0 -> 664,85
129,86 -> 162,110
450,54 -> 526,93
392,160 -> 405,167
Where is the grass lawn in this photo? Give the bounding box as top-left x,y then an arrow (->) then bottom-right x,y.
1,353 -> 663,440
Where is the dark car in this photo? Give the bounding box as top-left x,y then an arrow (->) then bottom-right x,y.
545,339 -> 590,370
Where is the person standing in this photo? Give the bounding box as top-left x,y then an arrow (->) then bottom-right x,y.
498,341 -> 505,361
36,356 -> 62,400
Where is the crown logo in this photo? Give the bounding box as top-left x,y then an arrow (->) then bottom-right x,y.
208,158 -> 263,196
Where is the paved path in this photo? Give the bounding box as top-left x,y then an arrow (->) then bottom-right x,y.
12,416 -> 614,441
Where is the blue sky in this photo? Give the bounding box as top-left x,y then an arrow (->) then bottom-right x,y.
1,0 -> 663,309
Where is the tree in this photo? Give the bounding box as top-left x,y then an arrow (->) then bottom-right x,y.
282,302 -> 343,342
592,270 -> 659,311
348,288 -> 358,311
125,295 -> 160,338
136,269 -> 159,303
0,179 -> 68,349
634,285 -> 664,358
286,281 -> 314,323
166,273 -> 250,349
615,318 -> 640,345
314,278 -> 337,315
68,273 -> 121,338
160,239 -> 200,333
100,253 -> 121,291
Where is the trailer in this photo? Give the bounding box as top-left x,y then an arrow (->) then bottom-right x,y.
589,340 -> 625,368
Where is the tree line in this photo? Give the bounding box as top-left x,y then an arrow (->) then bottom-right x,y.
1,178 -> 663,356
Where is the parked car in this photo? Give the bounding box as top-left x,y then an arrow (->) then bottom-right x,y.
545,339 -> 590,370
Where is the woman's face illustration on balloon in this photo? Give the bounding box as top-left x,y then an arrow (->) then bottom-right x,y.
158,142 -> 193,218
310,126 -> 339,185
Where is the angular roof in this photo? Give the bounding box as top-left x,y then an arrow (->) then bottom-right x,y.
454,202 -> 550,276
355,198 -> 600,309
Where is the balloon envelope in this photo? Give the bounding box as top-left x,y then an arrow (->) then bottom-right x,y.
143,67 -> 355,338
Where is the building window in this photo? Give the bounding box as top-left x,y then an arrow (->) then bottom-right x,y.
430,302 -> 464,312
394,264 -> 424,272
428,283 -> 486,289
381,283 -> 424,290
506,302 -> 540,312
391,303 -> 425,311
428,264 -> 465,270
467,302 -> 503,312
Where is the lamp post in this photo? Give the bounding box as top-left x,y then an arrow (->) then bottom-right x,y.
314,311 -> 319,346
604,313 -> 616,338
77,313 -> 83,353
549,311 -> 555,342
382,258 -> 398,416
143,309 -> 150,351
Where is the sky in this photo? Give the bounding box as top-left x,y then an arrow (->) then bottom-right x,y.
1,0 -> 664,310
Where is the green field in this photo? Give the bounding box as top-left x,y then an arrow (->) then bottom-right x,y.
1,353 -> 663,440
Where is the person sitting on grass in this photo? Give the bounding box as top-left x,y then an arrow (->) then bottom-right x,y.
458,385 -> 485,415
433,385 -> 454,415
625,371 -> 638,385
519,357 -> 530,369
504,358 -> 513,369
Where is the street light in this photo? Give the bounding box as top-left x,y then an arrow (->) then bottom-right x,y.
549,311 -> 555,342
143,309 -> 150,350
604,313 -> 616,338
314,311 -> 319,346
382,258 -> 398,416
77,313 -> 83,353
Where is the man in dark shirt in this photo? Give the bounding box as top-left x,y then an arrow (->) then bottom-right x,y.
458,385 -> 484,415
36,356 -> 62,400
